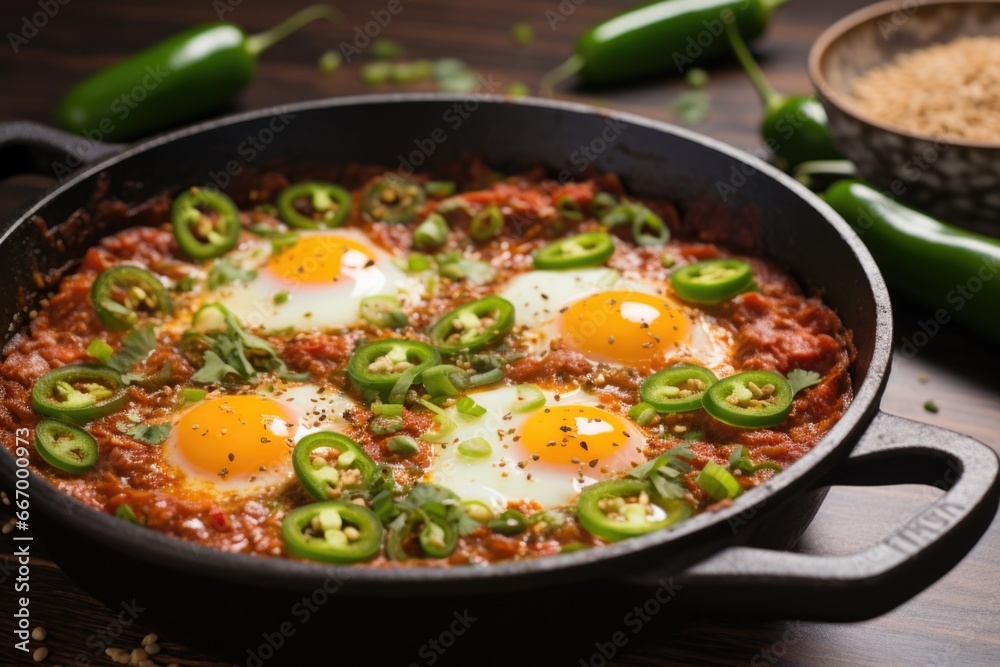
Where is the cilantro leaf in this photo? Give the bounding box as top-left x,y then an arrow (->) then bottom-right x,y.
628,445 -> 694,500
127,422 -> 172,446
454,509 -> 482,537
106,326 -> 156,372
190,350 -> 244,384
399,483 -> 459,511
787,369 -> 822,395
207,260 -> 257,290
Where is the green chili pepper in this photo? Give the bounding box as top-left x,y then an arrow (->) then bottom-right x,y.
533,232 -> 615,270
724,21 -> 841,168
347,339 -> 441,398
413,213 -> 450,250
469,204 -> 504,242
823,180 -> 1000,345
172,187 -> 242,260
424,181 -> 456,198
55,6 -> 340,142
576,479 -> 690,542
488,509 -> 529,536
697,461 -> 743,500
90,266 -> 173,331
34,419 -> 99,474
277,181 -> 352,229
292,431 -> 378,501
640,364 -> 718,413
427,296 -> 516,355
362,175 -> 426,223
702,370 -> 792,428
540,0 -> 789,93
671,258 -> 753,303
601,202 -> 669,246
32,365 -> 128,424
281,500 -> 383,564
358,295 -> 409,329
418,516 -> 458,558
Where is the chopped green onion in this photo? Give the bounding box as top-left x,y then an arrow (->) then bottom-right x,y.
507,82 -> 529,97
661,253 -> 676,268
269,233 -> 300,255
87,338 -> 114,363
422,365 -> 469,398
387,435 -> 420,456
425,181 -> 456,197
511,22 -> 533,47
686,68 -> 709,90
179,387 -> 207,403
114,504 -> 140,524
556,196 -> 583,221
590,192 -> 618,218
697,461 -> 743,501
388,365 -> 421,405
273,290 -> 290,305
468,367 -> 504,387
488,509 -> 528,535
404,252 -> 432,272
370,415 -> 404,436
924,400 -> 940,414
457,437 -> 492,458
628,402 -> 657,426
359,295 -> 408,329
417,398 -> 458,442
456,396 -> 486,417
462,500 -> 494,523
318,50 -> 342,73
470,204 -> 503,242
512,384 -> 545,413
413,213 -> 449,250
371,399 -> 404,417
371,38 -> 403,59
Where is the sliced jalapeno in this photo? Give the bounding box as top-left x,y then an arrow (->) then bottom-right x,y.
418,515 -> 458,558
697,461 -> 743,501
671,259 -> 753,304
347,339 -> 441,398
277,181 -> 352,229
281,500 -> 383,564
90,266 -> 173,331
32,365 -> 128,424
487,509 -> 528,536
362,175 -> 426,224
427,296 -> 516,355
172,187 -> 241,260
469,204 -> 503,242
533,231 -> 614,270
640,364 -> 718,413
292,431 -> 378,501
34,419 -> 98,474
702,370 -> 793,428
577,479 -> 691,542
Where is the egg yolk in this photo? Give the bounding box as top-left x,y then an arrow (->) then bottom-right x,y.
172,395 -> 297,484
266,234 -> 381,289
559,290 -> 691,366
519,404 -> 637,471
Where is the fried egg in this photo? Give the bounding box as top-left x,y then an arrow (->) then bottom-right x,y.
165,383 -> 358,493
193,228 -> 410,331
425,385 -> 646,511
500,268 -> 736,374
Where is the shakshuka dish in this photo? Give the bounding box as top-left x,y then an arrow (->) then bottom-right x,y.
0,161 -> 853,566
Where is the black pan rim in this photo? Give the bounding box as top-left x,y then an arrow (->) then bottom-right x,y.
0,93 -> 894,591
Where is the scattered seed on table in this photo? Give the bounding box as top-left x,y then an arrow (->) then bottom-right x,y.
32,647 -> 48,662
31,626 -> 46,640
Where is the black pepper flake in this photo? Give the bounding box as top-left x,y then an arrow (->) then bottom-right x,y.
227,453 -> 235,462
249,476 -> 256,482
365,259 -> 375,268
218,468 -> 229,478
588,459 -> 599,468
608,335 -> 615,345
570,457 -> 581,464
259,465 -> 267,471
559,306 -> 569,313
640,322 -> 649,329
517,461 -> 528,469
559,425 -> 572,433
541,293 -> 549,300
546,441 -> 556,447
580,441 -> 589,451
531,454 -> 540,461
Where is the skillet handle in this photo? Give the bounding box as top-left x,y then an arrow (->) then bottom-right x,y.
0,121 -> 123,180
674,411 -> 1000,621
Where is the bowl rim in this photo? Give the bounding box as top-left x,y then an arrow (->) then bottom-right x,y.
808,0 -> 1000,150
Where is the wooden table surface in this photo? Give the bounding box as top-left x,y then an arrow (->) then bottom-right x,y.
1,1 -> 999,665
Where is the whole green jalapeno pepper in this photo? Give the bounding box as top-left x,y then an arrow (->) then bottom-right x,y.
55,5 -> 340,142
542,0 -> 789,92
823,180 -> 1000,346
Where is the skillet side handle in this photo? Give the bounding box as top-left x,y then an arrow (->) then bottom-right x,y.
0,121 -> 123,180
675,411 -> 1000,622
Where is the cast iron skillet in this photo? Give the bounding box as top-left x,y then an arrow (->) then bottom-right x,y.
0,96 -> 997,662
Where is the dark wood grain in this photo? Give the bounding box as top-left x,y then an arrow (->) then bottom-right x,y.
1,1 -> 999,666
